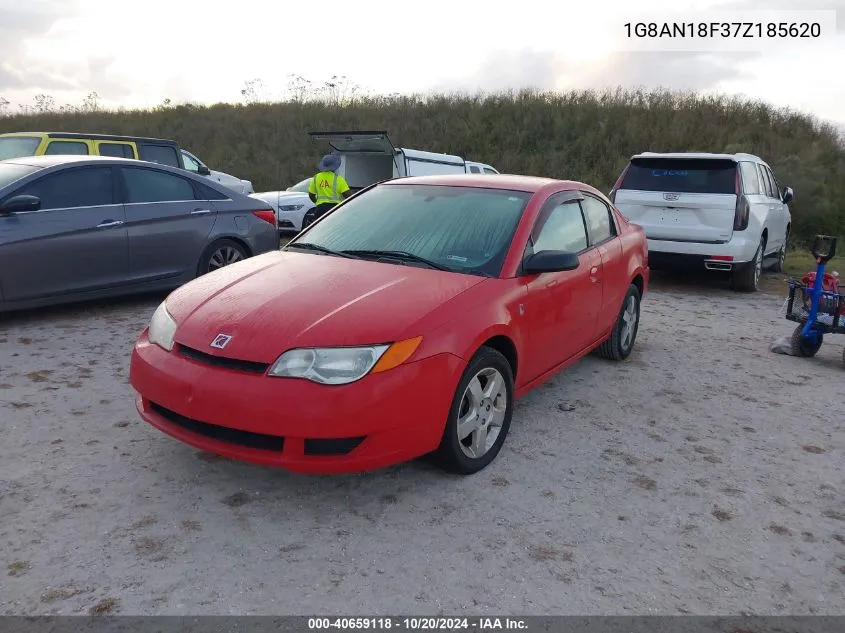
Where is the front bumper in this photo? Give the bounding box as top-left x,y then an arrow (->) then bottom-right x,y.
129,332 -> 466,474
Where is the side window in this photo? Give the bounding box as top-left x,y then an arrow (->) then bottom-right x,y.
764,166 -> 780,199
181,152 -> 201,173
137,144 -> 180,167
195,181 -> 230,201
739,161 -> 760,195
13,167 -> 114,210
121,167 -> 197,203
531,200 -> 588,254
44,141 -> 89,156
580,195 -> 616,244
756,164 -> 774,198
483,167 -> 498,174
469,165 -> 481,173
99,143 -> 134,158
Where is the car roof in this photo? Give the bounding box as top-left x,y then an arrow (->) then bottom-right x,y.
631,151 -> 763,163
1,155 -> 139,168
387,173 -> 572,193
2,131 -> 177,144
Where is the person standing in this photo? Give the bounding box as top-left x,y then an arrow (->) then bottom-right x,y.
302,154 -> 350,229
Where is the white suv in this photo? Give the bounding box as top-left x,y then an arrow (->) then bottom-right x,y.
610,152 -> 793,292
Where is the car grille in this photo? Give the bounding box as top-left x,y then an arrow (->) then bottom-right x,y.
178,345 -> 269,374
150,402 -> 284,451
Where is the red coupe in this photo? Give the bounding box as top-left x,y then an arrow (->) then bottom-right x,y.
129,174 -> 649,475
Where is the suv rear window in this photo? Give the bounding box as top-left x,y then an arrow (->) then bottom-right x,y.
620,158 -> 737,194
137,144 -> 180,167
0,137 -> 41,160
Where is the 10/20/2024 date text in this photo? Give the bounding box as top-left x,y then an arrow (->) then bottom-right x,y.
308,617 -> 529,630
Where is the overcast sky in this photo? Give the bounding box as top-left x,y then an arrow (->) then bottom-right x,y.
1,0 -> 843,125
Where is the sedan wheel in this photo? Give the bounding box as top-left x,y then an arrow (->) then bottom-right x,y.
197,239 -> 249,277
433,347 -> 514,474
595,284 -> 641,361
456,367 -> 507,460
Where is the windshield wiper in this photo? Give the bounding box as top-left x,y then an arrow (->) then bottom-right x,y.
286,242 -> 360,259
342,249 -> 453,272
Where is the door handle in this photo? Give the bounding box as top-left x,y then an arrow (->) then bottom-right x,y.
590,266 -> 600,283
191,209 -> 211,215
96,220 -> 124,228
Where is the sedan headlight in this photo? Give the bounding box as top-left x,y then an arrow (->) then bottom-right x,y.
148,301 -> 177,351
268,337 -> 422,385
278,204 -> 304,212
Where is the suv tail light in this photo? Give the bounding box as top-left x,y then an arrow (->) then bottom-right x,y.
252,210 -> 277,225
733,168 -> 749,230
734,195 -> 750,230
608,164 -> 630,204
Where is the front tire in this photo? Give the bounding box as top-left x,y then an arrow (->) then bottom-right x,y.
432,347 -> 515,475
771,234 -> 788,273
732,238 -> 764,292
790,324 -> 823,357
595,284 -> 641,361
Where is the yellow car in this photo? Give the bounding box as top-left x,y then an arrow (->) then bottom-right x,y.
0,131 -> 185,167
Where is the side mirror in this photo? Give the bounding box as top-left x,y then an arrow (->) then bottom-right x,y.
197,164 -> 211,176
781,186 -> 794,204
522,250 -> 580,274
0,194 -> 41,214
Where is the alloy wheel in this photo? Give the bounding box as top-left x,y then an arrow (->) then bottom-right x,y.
456,367 -> 508,459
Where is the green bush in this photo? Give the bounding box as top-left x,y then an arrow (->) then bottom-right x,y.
2,87 -> 843,242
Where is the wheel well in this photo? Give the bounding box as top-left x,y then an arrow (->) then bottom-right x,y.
631,274 -> 644,296
213,236 -> 253,257
482,335 -> 518,381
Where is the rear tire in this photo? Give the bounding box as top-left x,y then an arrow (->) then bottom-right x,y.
197,239 -> 249,277
790,324 -> 823,358
432,347 -> 514,475
732,238 -> 764,292
595,284 -> 641,361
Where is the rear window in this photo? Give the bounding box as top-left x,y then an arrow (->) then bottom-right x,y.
138,144 -> 180,167
0,137 -> 41,160
620,158 -> 737,194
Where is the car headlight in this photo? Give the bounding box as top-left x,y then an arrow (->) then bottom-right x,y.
279,204 -> 304,212
268,337 -> 422,385
148,301 -> 177,351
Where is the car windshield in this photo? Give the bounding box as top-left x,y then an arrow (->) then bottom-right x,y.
287,178 -> 311,193
288,183 -> 532,277
0,163 -> 41,189
620,158 -> 737,194
0,137 -> 41,161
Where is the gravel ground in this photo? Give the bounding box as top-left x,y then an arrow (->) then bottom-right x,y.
1,270 -> 844,616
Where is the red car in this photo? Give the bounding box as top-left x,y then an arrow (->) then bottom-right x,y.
129,174 -> 649,475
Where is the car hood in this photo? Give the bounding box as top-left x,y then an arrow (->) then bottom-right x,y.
167,251 -> 486,363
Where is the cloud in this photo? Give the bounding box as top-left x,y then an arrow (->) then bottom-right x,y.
0,0 -> 131,101
434,49 -> 757,95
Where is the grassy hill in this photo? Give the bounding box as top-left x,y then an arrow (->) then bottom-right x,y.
1,88 -> 843,244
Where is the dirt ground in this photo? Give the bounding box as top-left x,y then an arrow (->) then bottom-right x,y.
1,269 -> 844,616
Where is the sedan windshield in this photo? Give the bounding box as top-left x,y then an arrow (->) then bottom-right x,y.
288,183 -> 532,277
0,137 -> 41,161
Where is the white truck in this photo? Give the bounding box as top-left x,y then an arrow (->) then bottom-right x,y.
251,131 -> 498,232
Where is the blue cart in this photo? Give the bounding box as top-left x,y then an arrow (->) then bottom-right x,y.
784,235 -> 843,359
